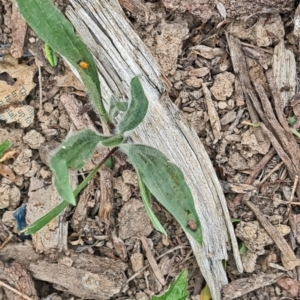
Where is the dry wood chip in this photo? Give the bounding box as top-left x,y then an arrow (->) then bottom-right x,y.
276,276 -> 300,297
272,40 -> 296,106
202,83 -> 221,141
141,236 -> 165,286
288,213 -> 300,245
219,180 -> 255,194
294,3 -> 300,39
222,272 -> 284,300
220,110 -> 236,125
60,94 -> 97,131
0,243 -> 127,299
190,45 -> 225,60
98,167 -> 113,221
112,232 -> 128,262
0,261 -> 38,300
246,201 -> 300,270
10,2 -> 27,59
130,252 -> 144,274
71,179 -> 95,233
188,67 -> 210,78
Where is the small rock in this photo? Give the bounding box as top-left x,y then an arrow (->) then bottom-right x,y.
218,101 -> 227,109
118,198 -> 153,239
190,90 -> 203,100
122,170 -> 138,187
0,178 -> 20,209
241,251 -> 259,273
2,210 -> 16,228
59,113 -> 70,130
25,160 -> 40,177
12,148 -> 32,175
43,102 -> 54,113
136,292 -> 148,300
211,72 -> 235,100
23,130 -> 45,149
113,176 -> 132,202
39,141 -> 60,166
228,152 -> 248,170
184,77 -> 203,88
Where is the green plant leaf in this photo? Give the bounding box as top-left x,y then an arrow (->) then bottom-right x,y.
15,0 -> 110,126
50,129 -> 106,205
151,269 -> 189,300
231,218 -> 241,224
239,242 -> 248,255
290,128 -> 300,139
109,95 -> 128,121
44,43 -> 58,67
117,76 -> 148,133
121,144 -> 202,244
21,201 -> 69,235
101,134 -> 124,147
288,116 -> 297,125
0,139 -> 11,159
137,171 -> 167,236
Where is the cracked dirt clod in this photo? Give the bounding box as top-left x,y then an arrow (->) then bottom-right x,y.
235,221 -> 290,252
210,71 -> 235,101
12,148 -> 32,175
118,198 -> 153,240
23,130 -> 46,149
0,178 -> 20,209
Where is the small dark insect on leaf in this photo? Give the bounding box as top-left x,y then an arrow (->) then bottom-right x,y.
77,60 -> 89,70
187,220 -> 197,231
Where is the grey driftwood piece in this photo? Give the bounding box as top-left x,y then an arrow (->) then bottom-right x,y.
66,1 -> 243,299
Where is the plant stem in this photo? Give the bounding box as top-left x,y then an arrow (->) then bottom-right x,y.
93,92 -> 115,131
22,147 -> 118,235
73,147 -> 118,197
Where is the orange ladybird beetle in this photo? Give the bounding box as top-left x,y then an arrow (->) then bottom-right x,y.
77,60 -> 89,70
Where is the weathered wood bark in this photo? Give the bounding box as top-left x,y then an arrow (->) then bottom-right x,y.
0,244 -> 127,300
66,1 -> 243,299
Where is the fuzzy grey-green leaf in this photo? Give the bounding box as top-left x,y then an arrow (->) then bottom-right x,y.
15,0 -> 109,125
121,144 -> 202,244
50,129 -> 105,205
117,76 -> 148,133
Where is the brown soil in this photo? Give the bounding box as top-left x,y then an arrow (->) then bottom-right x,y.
1,0 -> 300,299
